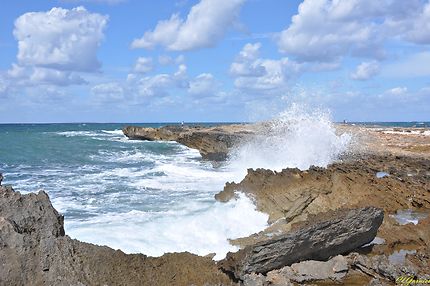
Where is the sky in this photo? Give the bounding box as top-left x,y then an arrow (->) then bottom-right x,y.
0,0 -> 429,123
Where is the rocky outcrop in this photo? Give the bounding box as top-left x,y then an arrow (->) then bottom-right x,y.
216,155 -> 430,248
122,125 -> 254,161
241,251 -> 427,286
272,255 -> 349,282
0,185 -> 235,286
256,255 -> 349,285
219,207 -> 384,280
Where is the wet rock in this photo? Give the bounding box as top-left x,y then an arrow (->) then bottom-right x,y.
122,125 -> 251,161
219,207 -> 384,280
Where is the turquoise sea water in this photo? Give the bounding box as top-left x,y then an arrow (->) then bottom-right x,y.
0,123 -> 268,259
0,121 -> 427,258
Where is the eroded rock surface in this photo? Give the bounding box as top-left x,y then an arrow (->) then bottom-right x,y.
122,125 -> 254,161
219,207 -> 383,280
0,186 -> 235,286
216,154 -> 430,247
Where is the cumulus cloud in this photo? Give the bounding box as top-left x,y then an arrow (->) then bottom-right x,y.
133,57 -> 153,74
91,82 -> 125,103
350,61 -> 379,80
91,62 -> 223,105
230,43 -> 266,77
381,52 -> 430,78
127,64 -> 189,99
0,75 -> 10,97
385,1 -> 430,45
231,42 -> 302,91
60,0 -> 126,5
277,0 -> 428,63
278,0 -> 379,62
386,86 -> 408,96
29,68 -> 87,85
188,73 -> 217,96
158,54 -> 185,65
14,7 -> 108,72
7,64 -> 87,86
131,0 -> 245,51
8,6 -> 107,87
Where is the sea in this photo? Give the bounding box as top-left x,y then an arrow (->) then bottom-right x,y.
0,114 -> 427,259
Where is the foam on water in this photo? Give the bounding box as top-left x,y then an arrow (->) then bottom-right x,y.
65,193 -> 268,260
101,129 -> 124,135
228,104 -> 352,178
1,106 -> 353,260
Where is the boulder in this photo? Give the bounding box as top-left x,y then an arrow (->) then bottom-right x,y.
0,186 -> 235,286
266,255 -> 349,283
219,207 -> 384,280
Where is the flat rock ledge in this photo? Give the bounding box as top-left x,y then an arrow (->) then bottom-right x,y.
122,125 -> 253,161
219,207 -> 384,280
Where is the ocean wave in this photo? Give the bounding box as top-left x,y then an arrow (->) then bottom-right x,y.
101,129 -> 124,135
56,131 -> 102,137
64,193 -> 268,260
228,104 -> 352,177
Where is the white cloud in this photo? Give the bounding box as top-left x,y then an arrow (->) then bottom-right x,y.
60,0 -> 126,5
382,52 -> 430,78
91,82 -> 125,103
158,54 -> 185,65
14,7 -> 108,72
277,0 -> 429,62
128,64 -> 189,99
7,64 -> 86,86
350,61 -> 379,80
188,73 -> 217,96
278,0 -> 379,62
93,63 -> 224,105
385,1 -> 430,45
133,57 -> 153,74
131,0 -> 245,51
0,75 -> 10,96
231,42 -> 302,91
29,67 -> 87,85
386,86 -> 408,96
8,6 -> 108,88
158,55 -> 173,65
230,43 -> 266,77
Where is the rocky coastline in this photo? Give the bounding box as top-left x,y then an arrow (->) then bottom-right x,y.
122,124 -> 255,161
1,123 -> 430,285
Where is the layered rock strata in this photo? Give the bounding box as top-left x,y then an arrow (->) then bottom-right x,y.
219,207 -> 384,280
122,125 -> 254,161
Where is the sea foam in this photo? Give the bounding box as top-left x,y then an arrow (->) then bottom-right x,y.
227,104 -> 352,179
65,193 -> 268,260
5,106 -> 352,260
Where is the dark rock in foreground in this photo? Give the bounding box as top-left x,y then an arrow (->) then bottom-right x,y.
219,207 -> 384,280
0,186 -> 235,286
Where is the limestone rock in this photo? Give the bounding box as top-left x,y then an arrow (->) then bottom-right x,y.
0,186 -> 235,286
122,125 -> 252,161
219,207 -> 384,280
266,255 -> 349,283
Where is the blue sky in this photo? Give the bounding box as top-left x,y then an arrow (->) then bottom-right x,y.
0,0 -> 429,123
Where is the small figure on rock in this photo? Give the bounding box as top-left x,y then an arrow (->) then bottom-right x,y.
0,173 -> 3,186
